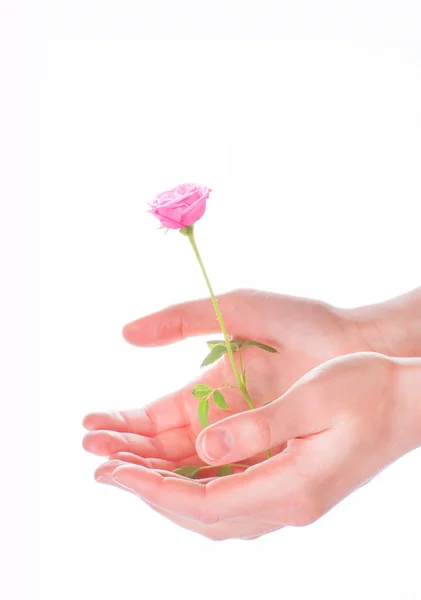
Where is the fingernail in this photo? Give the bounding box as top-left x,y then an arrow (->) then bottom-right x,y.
201,428 -> 233,461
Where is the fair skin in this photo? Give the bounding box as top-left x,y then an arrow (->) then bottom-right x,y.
82,287 -> 421,540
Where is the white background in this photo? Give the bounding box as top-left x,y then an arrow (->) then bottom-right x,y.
2,1 -> 421,599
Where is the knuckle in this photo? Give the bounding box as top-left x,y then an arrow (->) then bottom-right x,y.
116,432 -> 131,445
253,414 -> 272,448
226,287 -> 257,308
176,307 -> 190,340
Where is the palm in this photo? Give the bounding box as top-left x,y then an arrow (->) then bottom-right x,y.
83,289 -> 368,476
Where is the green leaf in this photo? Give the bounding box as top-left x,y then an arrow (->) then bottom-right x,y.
192,384 -> 212,398
201,344 -> 228,368
216,464 -> 233,477
198,398 -> 210,429
173,465 -> 200,479
213,389 -> 229,410
206,339 -> 226,350
241,340 -> 278,353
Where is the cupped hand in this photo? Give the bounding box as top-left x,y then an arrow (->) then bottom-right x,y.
85,351 -> 417,540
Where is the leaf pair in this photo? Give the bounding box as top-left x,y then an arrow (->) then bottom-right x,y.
193,384 -> 229,428
201,338 -> 278,368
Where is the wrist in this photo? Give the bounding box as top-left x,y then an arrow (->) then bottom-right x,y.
395,357 -> 421,451
344,287 -> 421,358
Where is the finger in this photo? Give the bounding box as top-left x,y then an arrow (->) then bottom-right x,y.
95,457 -> 222,485
195,374 -> 331,465
122,289 -> 278,347
109,452 -> 208,469
82,427 -> 195,461
108,453 -> 179,470
83,392 -> 189,435
95,460 -> 189,482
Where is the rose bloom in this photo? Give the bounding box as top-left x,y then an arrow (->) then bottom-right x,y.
148,183 -> 211,229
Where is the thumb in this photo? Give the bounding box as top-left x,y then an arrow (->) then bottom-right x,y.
195,380 -> 326,465
122,288 -> 269,347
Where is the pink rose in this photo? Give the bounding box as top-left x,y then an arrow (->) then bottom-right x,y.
148,183 -> 211,229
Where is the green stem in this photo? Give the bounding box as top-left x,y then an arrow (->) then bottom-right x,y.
183,226 -> 255,410
182,225 -> 271,459
238,346 -> 245,385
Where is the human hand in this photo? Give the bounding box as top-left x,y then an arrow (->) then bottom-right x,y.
83,288 -> 421,538
87,352 -> 421,540
83,288 -> 373,474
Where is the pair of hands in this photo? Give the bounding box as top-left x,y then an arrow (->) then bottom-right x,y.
82,289 -> 420,540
